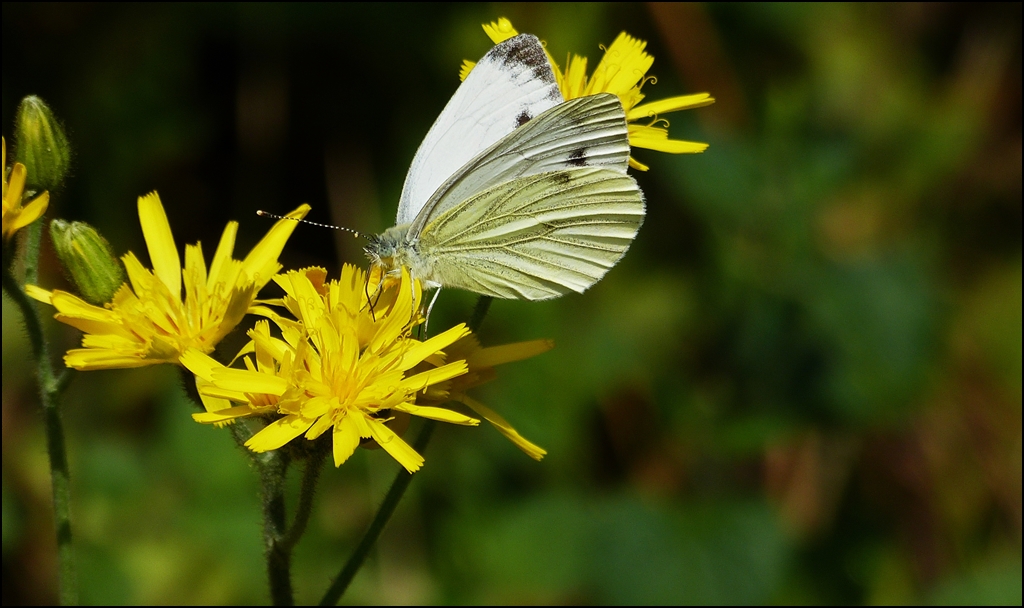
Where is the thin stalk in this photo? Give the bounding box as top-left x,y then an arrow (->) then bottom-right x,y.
467,294 -> 492,333
177,358 -> 324,603
319,295 -> 493,606
2,221 -> 79,605
260,450 -> 293,606
281,449 -> 327,553
318,420 -> 436,606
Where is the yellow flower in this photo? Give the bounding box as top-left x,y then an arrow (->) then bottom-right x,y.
182,265 -> 479,473
27,192 -> 309,370
462,18 -> 715,171
426,334 -> 554,461
2,137 -> 50,241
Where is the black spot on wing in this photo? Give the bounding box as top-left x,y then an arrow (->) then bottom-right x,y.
515,110 -> 532,128
568,148 -> 588,167
531,65 -> 554,84
553,172 -> 573,187
487,34 -> 555,84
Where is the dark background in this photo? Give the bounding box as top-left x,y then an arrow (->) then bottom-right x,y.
3,3 -> 1021,604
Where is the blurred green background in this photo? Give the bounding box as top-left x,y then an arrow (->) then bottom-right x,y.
3,2 -> 1021,604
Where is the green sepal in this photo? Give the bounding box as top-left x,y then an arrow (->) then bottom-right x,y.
14,96 -> 71,191
49,219 -> 125,305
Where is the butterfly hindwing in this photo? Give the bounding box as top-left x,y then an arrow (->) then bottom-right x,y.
396,34 -> 563,226
417,166 -> 645,300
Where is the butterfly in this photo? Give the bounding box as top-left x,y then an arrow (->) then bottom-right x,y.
365,33 -> 645,303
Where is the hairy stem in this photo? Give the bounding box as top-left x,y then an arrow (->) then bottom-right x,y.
319,295 -> 493,605
318,420 -> 436,606
260,450 -> 293,606
3,221 -> 79,605
281,449 -> 327,553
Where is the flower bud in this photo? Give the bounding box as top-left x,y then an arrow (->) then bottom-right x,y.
14,96 -> 71,191
49,219 -> 125,304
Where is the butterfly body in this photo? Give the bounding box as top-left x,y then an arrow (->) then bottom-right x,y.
367,34 -> 645,301
365,223 -> 438,289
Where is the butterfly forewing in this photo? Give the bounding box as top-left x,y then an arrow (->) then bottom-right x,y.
418,167 -> 645,300
407,93 -> 631,236
396,34 -> 563,226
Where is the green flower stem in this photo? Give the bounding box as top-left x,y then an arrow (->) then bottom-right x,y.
319,295 -> 493,606
467,294 -> 493,333
2,221 -> 79,606
281,449 -> 327,553
23,213 -> 43,285
318,420 -> 436,606
177,367 -> 325,605
260,450 -> 294,606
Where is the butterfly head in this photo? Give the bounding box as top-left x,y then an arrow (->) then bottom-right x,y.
364,224 -> 421,280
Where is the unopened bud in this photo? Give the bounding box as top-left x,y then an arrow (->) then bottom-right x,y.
14,96 -> 71,191
50,219 -> 125,304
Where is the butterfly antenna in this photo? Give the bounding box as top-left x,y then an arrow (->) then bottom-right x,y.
256,210 -> 366,239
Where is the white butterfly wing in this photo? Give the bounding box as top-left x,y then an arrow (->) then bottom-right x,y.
396,34 -> 563,226
417,167 -> 645,300
407,93 -> 632,237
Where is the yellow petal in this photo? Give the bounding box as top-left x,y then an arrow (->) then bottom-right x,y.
350,410 -> 374,438
240,203 -> 310,286
218,283 -> 258,340
193,405 -> 258,424
459,60 -> 476,82
79,333 -> 140,351
145,336 -> 182,362
368,267 -> 413,353
468,339 -> 554,369
24,284 -> 53,303
9,192 -> 49,232
399,360 -> 468,392
332,415 -> 360,467
197,384 -> 250,403
57,315 -> 135,340
627,93 -> 715,121
298,395 -> 333,419
245,414 -> 315,452
288,268 -> 326,329
587,32 -> 653,97
392,402 -> 479,426
635,138 -> 709,154
6,163 -> 27,204
457,394 -> 546,461
194,375 -> 238,413
180,347 -> 223,382
207,221 -> 238,290
482,17 -> 518,44
400,323 -> 470,370
304,407 -> 336,440
120,252 -> 154,295
367,417 -> 423,473
211,367 -> 289,395
137,192 -> 181,297
183,243 -> 208,303
628,157 -> 650,172
560,54 -> 589,100
629,125 -> 709,154
49,290 -> 119,323
64,349 -> 153,370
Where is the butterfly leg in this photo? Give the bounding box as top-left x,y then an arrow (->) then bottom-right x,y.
363,268 -> 387,322
423,286 -> 443,336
